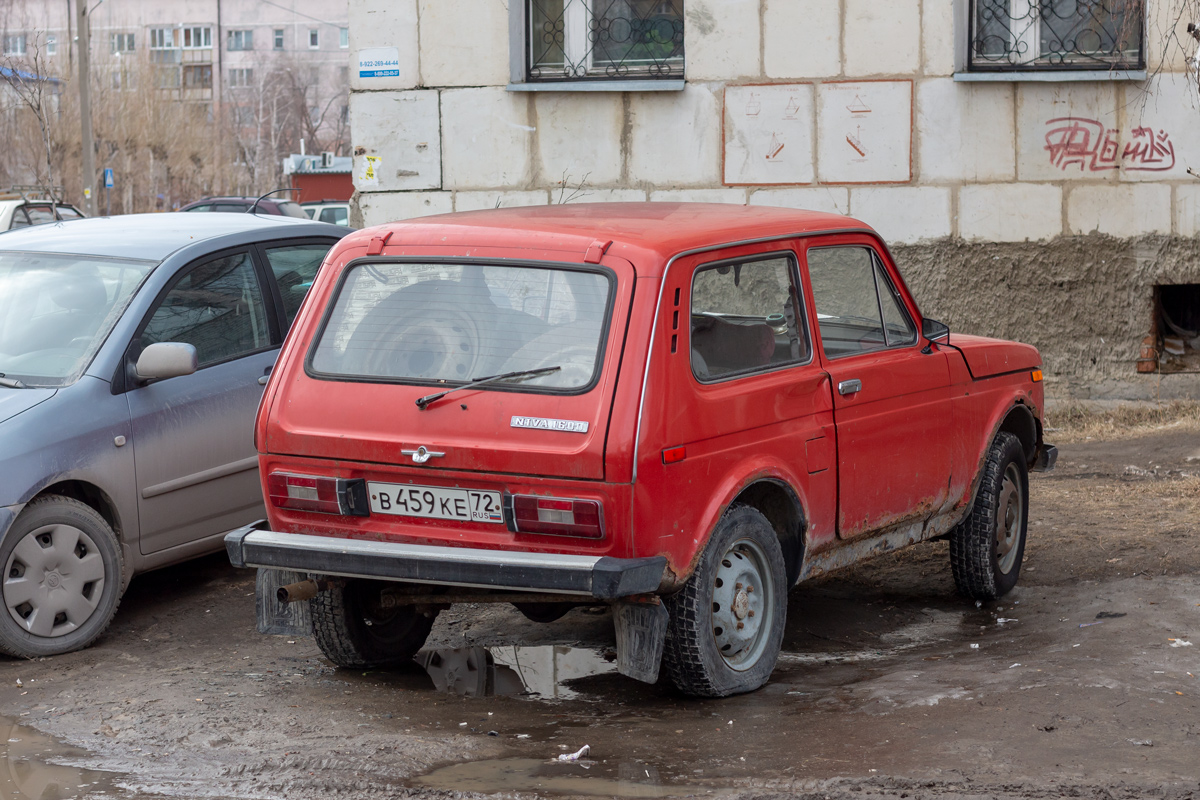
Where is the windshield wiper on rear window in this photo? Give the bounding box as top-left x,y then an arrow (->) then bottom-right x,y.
415,366 -> 561,411
0,373 -> 26,388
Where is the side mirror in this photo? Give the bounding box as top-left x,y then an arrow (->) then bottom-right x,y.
135,342 -> 198,381
921,318 -> 950,343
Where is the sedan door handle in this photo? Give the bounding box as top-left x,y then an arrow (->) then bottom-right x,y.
257,375 -> 269,386
838,379 -> 862,396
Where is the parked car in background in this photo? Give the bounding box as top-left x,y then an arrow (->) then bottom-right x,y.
301,201 -> 351,227
226,203 -> 1057,698
0,213 -> 349,657
179,196 -> 309,219
0,188 -> 85,231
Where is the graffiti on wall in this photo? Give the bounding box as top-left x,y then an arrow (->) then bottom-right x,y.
1044,117 -> 1176,173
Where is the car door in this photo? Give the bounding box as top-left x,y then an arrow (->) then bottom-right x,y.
126,247 -> 281,555
800,236 -> 953,541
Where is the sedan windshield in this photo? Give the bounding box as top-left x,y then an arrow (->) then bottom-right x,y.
310,262 -> 613,392
0,252 -> 155,387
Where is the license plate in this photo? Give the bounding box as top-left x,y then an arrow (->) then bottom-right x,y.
367,482 -> 504,523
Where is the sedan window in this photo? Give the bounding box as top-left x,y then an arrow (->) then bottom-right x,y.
139,252 -> 270,367
262,243 -> 332,327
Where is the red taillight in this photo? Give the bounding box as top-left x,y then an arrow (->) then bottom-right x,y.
267,472 -> 371,515
511,495 -> 604,539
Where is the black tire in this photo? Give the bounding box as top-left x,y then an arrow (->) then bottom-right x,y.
0,496 -> 124,658
310,579 -> 437,668
662,505 -> 787,698
950,431 -> 1029,601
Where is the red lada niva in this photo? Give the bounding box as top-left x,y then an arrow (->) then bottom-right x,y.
226,203 -> 1056,697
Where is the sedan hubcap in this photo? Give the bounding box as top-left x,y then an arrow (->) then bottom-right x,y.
994,464 -> 1024,574
4,524 -> 106,638
710,539 -> 774,671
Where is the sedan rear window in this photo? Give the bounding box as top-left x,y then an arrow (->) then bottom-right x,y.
309,262 -> 612,392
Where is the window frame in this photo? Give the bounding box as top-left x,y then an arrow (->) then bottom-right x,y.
687,250 -> 814,385
45,34 -> 57,56
302,255 -> 619,398
227,29 -> 253,52
957,0 -> 1146,81
228,67 -> 253,88
181,26 -> 212,50
506,1 -> 685,92
308,29 -> 319,49
803,243 -> 919,362
2,34 -> 26,57
339,27 -> 349,49
273,28 -> 285,50
111,32 -> 135,54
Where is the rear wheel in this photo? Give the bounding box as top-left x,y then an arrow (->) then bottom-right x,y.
663,506 -> 786,697
950,431 -> 1028,601
310,579 -> 438,668
0,497 -> 123,658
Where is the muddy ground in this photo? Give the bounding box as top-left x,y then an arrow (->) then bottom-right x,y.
0,416 -> 1197,800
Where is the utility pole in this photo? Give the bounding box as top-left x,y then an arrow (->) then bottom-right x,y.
77,0 -> 95,215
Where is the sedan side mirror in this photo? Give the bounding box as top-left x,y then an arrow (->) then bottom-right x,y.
921,318 -> 950,343
135,342 -> 198,381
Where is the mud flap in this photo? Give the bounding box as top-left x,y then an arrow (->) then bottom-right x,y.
255,568 -> 312,636
613,599 -> 668,684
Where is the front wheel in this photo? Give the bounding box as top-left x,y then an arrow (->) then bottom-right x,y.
663,506 -> 787,697
950,431 -> 1029,601
310,579 -> 438,668
0,496 -> 124,658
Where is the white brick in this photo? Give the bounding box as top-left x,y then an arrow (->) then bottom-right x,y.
561,189 -> 648,204
684,0 -> 761,80
535,94 -> 623,187
350,90 -> 440,192
843,0 -> 921,76
1067,184 -> 1171,237
764,0 -> 839,78
1120,72 -> 1200,183
455,190 -> 549,212
1174,185 -> 1200,236
749,187 -> 849,216
349,0 -> 419,90
629,83 -> 722,187
649,188 -> 747,204
1016,83 -> 1118,181
418,0 -> 508,87
917,79 -> 1014,183
1146,0 -> 1190,72
959,184 -> 1062,242
921,0 -> 956,76
357,191 -> 453,226
849,187 -> 952,244
441,89 -> 533,190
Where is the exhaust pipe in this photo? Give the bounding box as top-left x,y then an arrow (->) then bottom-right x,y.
277,579 -> 329,604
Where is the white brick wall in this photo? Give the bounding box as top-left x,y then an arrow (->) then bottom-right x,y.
349,0 -> 419,91
749,187 -> 850,216
917,79 -> 1015,183
763,0 -> 839,78
350,90 -> 441,192
843,0 -> 921,76
685,0 -> 761,81
1067,185 -> 1172,237
534,94 -> 624,187
649,188 -> 747,204
1016,84 -> 1119,182
358,191 -> 453,227
959,184 -> 1063,242
921,0 -> 956,77
455,190 -> 549,212
849,187 -> 953,244
417,0 -> 508,87
441,89 -> 533,190
628,83 -> 722,188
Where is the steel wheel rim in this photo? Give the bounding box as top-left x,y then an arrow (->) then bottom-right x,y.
3,524 -> 106,638
994,463 -> 1024,574
710,538 -> 775,671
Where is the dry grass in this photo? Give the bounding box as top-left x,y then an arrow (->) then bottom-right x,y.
1045,400 -> 1200,444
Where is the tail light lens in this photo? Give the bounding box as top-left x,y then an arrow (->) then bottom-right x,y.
510,495 -> 604,539
267,472 -> 369,516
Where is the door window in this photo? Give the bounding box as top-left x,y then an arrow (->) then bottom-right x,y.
24,206 -> 56,225
262,243 -> 332,328
318,206 -> 348,225
690,254 -> 810,381
8,208 -> 29,229
138,252 -> 270,367
807,246 -> 914,358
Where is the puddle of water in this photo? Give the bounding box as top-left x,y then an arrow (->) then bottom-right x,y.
415,645 -> 618,700
0,717 -> 118,799
415,758 -> 693,798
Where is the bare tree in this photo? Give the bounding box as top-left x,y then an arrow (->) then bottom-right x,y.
0,34 -> 61,190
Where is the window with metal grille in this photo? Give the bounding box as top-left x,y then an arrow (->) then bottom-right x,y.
227,30 -> 253,51
523,0 -> 684,82
968,0 -> 1144,72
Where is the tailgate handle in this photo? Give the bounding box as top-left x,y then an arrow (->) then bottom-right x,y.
838,379 -> 862,396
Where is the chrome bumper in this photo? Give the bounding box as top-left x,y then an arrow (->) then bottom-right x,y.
224,521 -> 667,599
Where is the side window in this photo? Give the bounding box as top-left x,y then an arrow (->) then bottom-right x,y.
319,207 -> 348,226
263,243 -> 332,328
139,252 -> 270,367
690,255 -> 810,381
807,246 -> 915,358
56,206 -> 83,220
25,206 -> 56,226
183,204 -> 212,213
9,208 -> 30,229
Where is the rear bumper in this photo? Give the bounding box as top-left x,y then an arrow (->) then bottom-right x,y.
1031,443 -> 1058,473
224,520 -> 667,599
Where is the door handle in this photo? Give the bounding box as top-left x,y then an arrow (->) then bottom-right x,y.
838,379 -> 862,396
257,375 -> 269,385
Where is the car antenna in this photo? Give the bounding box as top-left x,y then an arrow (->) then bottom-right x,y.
247,187 -> 300,216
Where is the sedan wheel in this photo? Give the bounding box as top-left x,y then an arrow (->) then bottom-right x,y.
0,497 -> 124,657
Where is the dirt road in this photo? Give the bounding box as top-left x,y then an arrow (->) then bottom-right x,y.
0,418 -> 1196,800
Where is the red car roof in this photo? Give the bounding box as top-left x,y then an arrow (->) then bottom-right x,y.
341,203 -> 875,274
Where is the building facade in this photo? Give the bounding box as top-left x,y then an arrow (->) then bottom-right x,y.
346,0 -> 1199,398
